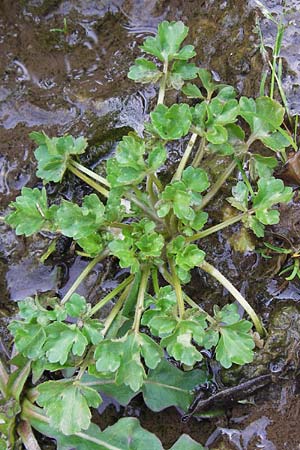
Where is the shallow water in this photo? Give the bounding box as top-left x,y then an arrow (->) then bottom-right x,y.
1,1 -> 300,448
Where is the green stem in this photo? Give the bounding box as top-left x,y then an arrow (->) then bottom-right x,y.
132,266 -> 150,333
89,274 -> 134,317
186,211 -> 248,243
151,268 -> 160,295
234,158 -> 254,196
146,175 -> 157,208
0,358 -> 8,397
184,295 -> 215,324
102,286 -> 130,336
128,194 -> 163,224
192,137 -> 206,167
157,60 -> 168,105
17,420 -> 42,450
172,133 -> 198,181
68,164 -> 109,198
61,250 -> 109,305
150,173 -> 163,191
198,159 -> 237,210
169,259 -> 185,318
199,260 -> 264,336
70,160 -> 110,187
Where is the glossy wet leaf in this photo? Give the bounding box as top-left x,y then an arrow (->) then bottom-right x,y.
37,381 -> 101,435
151,104 -> 192,140
8,322 -> 46,360
128,58 -> 162,83
170,435 -> 206,450
94,332 -> 163,392
250,154 -> 278,179
141,20 -> 191,62
227,181 -> 248,212
182,83 -> 204,98
216,320 -> 255,368
168,61 -> 198,89
147,143 -> 167,170
5,187 -> 56,236
253,177 -> 293,225
44,322 -> 88,364
143,359 -> 206,412
65,294 -> 87,318
56,194 -> 105,240
239,96 -> 286,144
31,132 -> 87,182
182,167 -> 210,192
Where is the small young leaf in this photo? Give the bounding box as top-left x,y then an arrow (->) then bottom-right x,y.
65,294 -> 87,318
5,187 -> 56,236
170,435 -> 206,450
168,61 -> 198,90
182,83 -> 204,99
141,21 -> 190,62
150,104 -> 192,140
31,132 -> 87,183
128,58 -> 162,83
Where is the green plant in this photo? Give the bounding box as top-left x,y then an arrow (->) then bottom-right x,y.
3,20 -> 295,449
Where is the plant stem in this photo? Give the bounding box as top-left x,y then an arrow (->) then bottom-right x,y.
172,133 -> 198,181
199,260 -> 264,336
17,420 -> 42,450
89,274 -> 134,317
157,60 -> 168,105
198,159 -> 237,210
150,173 -> 163,191
70,160 -> 110,187
128,194 -> 163,223
61,250 -> 109,305
192,137 -> 206,167
0,358 -> 8,397
146,175 -> 157,208
68,164 -> 109,198
151,267 -> 160,295
132,266 -> 150,333
102,286 -> 130,336
186,211 -> 248,242
169,259 -> 185,318
184,294 -> 215,324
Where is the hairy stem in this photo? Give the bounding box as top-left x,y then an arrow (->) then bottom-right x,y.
70,160 -> 110,187
172,133 -> 198,181
133,266 -> 150,333
61,250 -> 109,305
17,420 -> 42,450
89,274 -> 134,317
192,137 -> 206,167
169,259 -> 185,318
199,260 -> 264,336
68,164 -> 109,198
186,211 -> 248,243
198,159 -> 237,210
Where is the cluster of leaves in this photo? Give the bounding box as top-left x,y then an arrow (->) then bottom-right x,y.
3,19 -> 296,450
142,287 -> 254,368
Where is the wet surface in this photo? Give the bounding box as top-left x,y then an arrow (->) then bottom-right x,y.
1,1 -> 300,448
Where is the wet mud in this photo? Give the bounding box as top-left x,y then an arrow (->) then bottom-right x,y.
1,1 -> 300,448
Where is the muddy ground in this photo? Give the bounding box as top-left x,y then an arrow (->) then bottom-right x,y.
1,1 -> 300,449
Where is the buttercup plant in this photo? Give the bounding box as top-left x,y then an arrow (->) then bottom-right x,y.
1,20 -> 294,449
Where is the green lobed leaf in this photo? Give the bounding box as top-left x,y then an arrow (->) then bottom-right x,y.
8,321 -> 46,360
147,143 -> 167,170
128,58 -> 162,83
143,359 -> 207,412
141,21 -> 191,62
65,294 -> 87,318
56,194 -> 105,240
168,61 -> 198,90
5,187 -> 56,236
36,380 -> 101,435
31,132 -> 87,183
151,104 -> 192,140
44,322 -> 88,365
216,320 -> 255,368
227,181 -> 249,212
170,435 -> 206,450
182,83 -> 204,98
